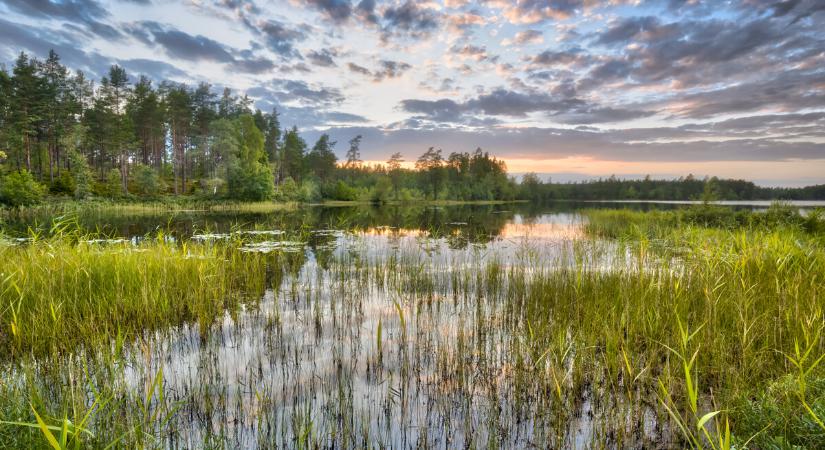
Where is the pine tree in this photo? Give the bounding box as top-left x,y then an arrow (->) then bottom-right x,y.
99,65 -> 133,194
128,76 -> 165,169
10,52 -> 43,172
416,147 -> 444,200
306,134 -> 337,182
163,83 -> 193,195
280,126 -> 307,182
345,135 -> 362,168
387,152 -> 404,199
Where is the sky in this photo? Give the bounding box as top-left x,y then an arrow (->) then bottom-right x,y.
1,0 -> 824,186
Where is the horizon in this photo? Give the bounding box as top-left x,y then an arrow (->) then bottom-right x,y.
1,0 -> 824,186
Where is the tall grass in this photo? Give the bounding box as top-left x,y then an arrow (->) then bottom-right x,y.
571,207 -> 825,447
0,231 -> 267,357
0,208 -> 822,448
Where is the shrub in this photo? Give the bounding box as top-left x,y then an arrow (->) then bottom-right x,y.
227,159 -> 274,201
49,170 -> 76,195
132,164 -> 165,198
102,169 -> 123,198
328,180 -> 358,201
370,176 -> 392,204
299,179 -> 321,202
274,177 -> 300,202
68,150 -> 93,199
0,170 -> 46,206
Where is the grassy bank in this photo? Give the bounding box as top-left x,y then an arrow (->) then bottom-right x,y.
0,198 -> 302,219
0,198 -> 528,220
583,202 -> 825,238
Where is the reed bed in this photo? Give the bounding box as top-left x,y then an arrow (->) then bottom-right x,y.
0,209 -> 822,448
0,232 -> 267,357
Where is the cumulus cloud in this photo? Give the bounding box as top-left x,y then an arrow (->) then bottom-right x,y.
2,0 -> 825,182
485,0 -> 583,25
346,60 -> 412,81
400,88 -> 652,124
381,1 -> 440,41
1,0 -> 123,39
125,21 -> 279,75
307,48 -> 338,67
502,29 -> 544,46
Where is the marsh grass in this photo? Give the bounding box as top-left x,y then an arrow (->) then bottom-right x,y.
0,208 -> 822,448
0,227 -> 267,357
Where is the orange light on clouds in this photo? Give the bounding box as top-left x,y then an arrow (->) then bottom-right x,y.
355,157 -> 825,186
501,157 -> 825,185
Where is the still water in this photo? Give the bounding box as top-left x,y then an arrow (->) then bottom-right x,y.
1,201 -> 815,448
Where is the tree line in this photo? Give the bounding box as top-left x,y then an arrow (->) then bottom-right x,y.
0,50 -> 822,207
0,50 -> 517,206
518,174 -> 825,202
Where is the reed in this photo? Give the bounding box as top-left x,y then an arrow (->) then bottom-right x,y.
0,207 -> 822,448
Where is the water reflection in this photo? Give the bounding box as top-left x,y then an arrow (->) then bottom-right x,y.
2,203 -> 684,448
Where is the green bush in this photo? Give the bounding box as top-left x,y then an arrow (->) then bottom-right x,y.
227,159 -> 274,201
131,164 -> 165,198
0,170 -> 45,206
69,149 -> 93,199
101,169 -> 123,198
274,177 -> 300,201
732,375 -> 825,449
299,179 -> 321,203
49,170 -> 76,195
370,176 -> 392,204
326,180 -> 358,201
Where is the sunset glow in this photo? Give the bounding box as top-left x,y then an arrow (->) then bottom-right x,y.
1,0 -> 823,185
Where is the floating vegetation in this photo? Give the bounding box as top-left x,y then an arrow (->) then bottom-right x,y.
191,232 -> 232,241
233,230 -> 285,236
239,240 -> 306,253
83,238 -> 131,245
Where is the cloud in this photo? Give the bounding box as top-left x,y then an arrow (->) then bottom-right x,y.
253,19 -> 307,58
450,44 -> 489,61
586,15 -> 797,93
1,0 -> 123,39
124,21 -> 281,75
248,79 -> 345,107
446,10 -> 488,37
529,48 -> 589,67
128,21 -> 234,63
346,60 -> 412,81
381,1 -> 439,41
347,62 -> 371,75
305,123 -> 825,164
400,87 -> 659,125
307,49 -> 338,67
118,58 -> 188,80
0,17 -> 110,76
305,0 -> 352,23
231,56 -> 275,74
660,68 -> 825,119
486,0 -> 583,25
502,29 -> 544,46
250,100 -> 368,129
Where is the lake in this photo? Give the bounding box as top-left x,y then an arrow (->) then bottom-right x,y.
1,201 -> 822,448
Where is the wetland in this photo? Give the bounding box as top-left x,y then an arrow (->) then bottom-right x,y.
0,201 -> 823,449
